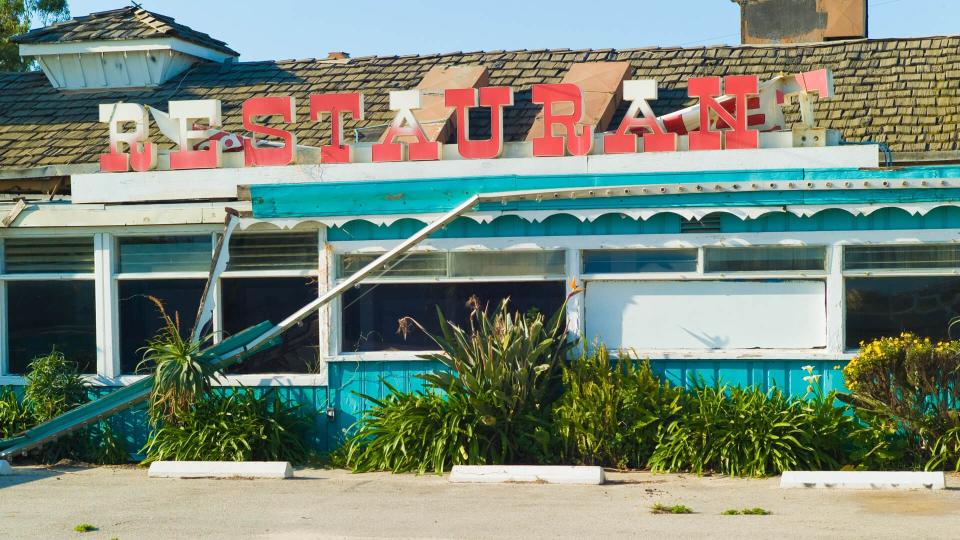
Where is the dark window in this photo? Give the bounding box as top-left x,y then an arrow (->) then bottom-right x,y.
6,281 -> 96,374
227,232 -> 318,271
845,245 -> 960,270
221,277 -> 318,374
846,276 -> 960,347
118,279 -> 205,374
3,237 -> 94,273
118,236 -> 211,273
341,281 -> 566,352
705,246 -> 826,272
582,249 -> 697,273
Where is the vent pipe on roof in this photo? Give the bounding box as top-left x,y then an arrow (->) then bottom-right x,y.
732,0 -> 867,44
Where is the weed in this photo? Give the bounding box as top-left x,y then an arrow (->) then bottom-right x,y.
723,508 -> 771,515
650,503 -> 693,514
73,523 -> 97,532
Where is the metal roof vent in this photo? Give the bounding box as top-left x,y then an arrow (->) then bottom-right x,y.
11,6 -> 239,91
680,214 -> 723,234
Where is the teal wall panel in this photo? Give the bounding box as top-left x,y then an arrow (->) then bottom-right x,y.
252,165 -> 960,218
9,357 -> 850,457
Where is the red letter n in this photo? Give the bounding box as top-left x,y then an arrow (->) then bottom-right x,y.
688,75 -> 759,151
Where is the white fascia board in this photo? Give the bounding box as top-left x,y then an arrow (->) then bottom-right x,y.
19,37 -> 235,63
2,201 -> 249,229
71,145 -> 879,205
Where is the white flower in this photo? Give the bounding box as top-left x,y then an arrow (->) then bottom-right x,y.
801,365 -> 815,373
802,374 -> 821,383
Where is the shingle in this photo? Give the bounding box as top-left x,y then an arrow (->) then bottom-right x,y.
10,6 -> 238,57
1,35 -> 959,168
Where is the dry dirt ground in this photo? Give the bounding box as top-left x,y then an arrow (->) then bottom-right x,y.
2,465 -> 959,539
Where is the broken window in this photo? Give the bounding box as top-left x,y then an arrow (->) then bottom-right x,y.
118,279 -> 205,374
341,281 -> 566,352
221,277 -> 319,374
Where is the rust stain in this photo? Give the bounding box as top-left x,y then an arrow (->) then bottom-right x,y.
385,193 -> 404,201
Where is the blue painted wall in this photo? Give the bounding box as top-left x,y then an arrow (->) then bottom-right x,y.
83,357 -> 848,454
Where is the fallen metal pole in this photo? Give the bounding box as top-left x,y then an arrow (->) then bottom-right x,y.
217,194 -> 482,359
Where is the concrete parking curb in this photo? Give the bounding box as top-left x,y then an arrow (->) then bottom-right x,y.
148,461 -> 293,479
449,465 -> 605,485
780,471 -> 945,490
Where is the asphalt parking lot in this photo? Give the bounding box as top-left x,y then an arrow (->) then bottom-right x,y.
2,465 -> 959,539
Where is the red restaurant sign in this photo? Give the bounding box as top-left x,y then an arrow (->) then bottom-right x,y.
98,70 -> 833,173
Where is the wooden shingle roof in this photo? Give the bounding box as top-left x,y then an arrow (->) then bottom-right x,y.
0,36 -> 959,171
10,6 -> 238,57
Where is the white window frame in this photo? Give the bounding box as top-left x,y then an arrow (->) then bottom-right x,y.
330,246 -> 569,360
0,225 -> 329,387
839,240 -> 960,352
331,229 -> 960,363
0,233 -> 99,383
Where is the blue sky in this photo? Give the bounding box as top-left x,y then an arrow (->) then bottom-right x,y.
62,0 -> 957,61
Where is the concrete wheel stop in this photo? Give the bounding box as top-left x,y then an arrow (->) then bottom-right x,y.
449,465 -> 605,485
780,471 -> 945,490
148,461 -> 293,479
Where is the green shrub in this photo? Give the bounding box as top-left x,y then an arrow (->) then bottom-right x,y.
0,387 -> 32,439
141,388 -> 312,463
841,333 -> 960,468
23,350 -> 88,422
649,376 -> 852,477
345,298 -> 574,473
551,347 -> 682,469
345,383 -> 482,474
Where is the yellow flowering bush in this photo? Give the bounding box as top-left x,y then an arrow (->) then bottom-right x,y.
842,332 -> 960,467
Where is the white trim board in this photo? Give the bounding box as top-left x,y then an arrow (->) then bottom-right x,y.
71,145 -> 878,204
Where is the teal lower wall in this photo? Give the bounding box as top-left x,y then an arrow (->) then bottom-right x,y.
84,358 -> 848,456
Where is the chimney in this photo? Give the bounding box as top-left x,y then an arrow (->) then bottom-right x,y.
327,51 -> 350,60
732,0 -> 867,45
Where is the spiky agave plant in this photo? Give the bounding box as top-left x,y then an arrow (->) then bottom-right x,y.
138,296 -> 219,425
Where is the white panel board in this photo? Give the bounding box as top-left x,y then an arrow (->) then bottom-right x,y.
585,280 -> 826,350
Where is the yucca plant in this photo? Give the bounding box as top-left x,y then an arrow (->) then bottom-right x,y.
411,296 -> 576,464
345,296 -> 575,473
138,296 -> 219,425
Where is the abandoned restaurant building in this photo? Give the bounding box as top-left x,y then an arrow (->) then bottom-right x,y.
1,1 -> 960,450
